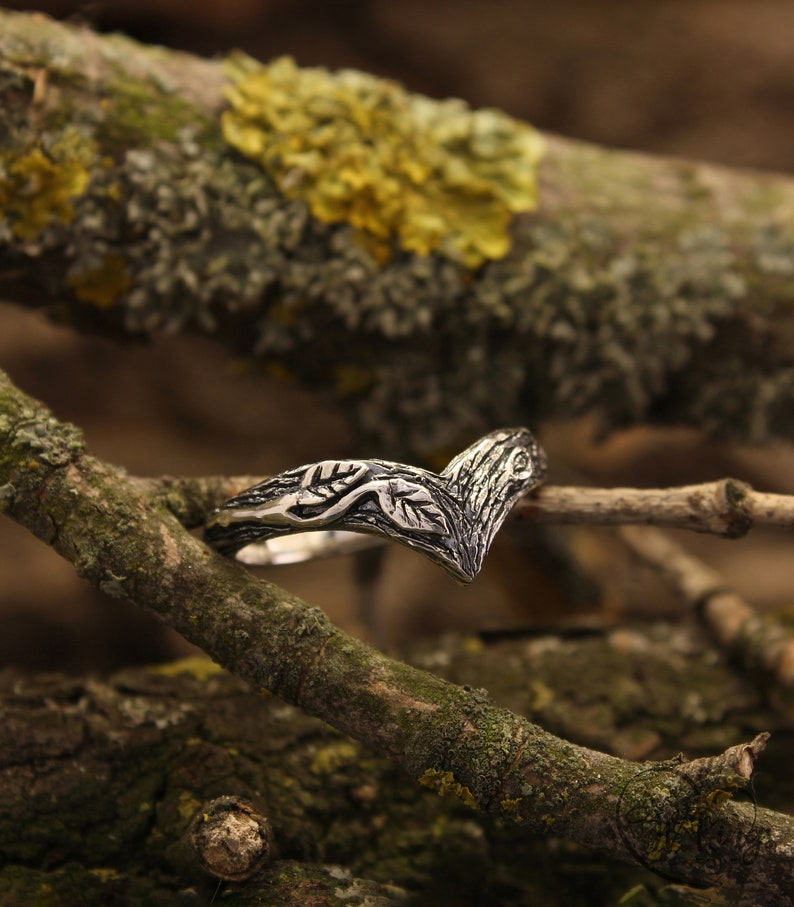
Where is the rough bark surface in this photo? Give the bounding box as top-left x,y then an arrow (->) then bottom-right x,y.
3,9 -> 794,453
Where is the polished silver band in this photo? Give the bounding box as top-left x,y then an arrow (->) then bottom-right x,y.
204,428 -> 547,583
234,529 -> 382,566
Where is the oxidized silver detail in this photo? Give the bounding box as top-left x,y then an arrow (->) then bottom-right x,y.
204,428 -> 547,583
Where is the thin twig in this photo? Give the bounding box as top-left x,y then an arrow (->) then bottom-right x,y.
620,525 -> 794,686
518,479 -> 794,537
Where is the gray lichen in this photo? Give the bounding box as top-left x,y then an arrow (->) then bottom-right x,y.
5,15 -> 794,455
0,103 -> 765,456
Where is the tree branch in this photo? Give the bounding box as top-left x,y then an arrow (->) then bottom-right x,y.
620,525 -> 794,686
520,479 -> 794,537
3,9 -> 794,453
2,369 -> 793,902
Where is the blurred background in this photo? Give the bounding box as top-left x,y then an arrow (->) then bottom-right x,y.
3,0 -> 794,671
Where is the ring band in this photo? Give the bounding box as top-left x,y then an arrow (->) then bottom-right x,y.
204,428 -> 546,583
235,530 -> 382,566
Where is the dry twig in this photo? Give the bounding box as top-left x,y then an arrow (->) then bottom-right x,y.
620,525 -> 794,687
519,479 -> 794,536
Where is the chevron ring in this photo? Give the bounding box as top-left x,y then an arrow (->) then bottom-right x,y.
204,428 -> 547,584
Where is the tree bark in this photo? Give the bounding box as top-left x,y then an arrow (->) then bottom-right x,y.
3,9 -> 794,453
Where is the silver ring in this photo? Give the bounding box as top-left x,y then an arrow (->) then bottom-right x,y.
204,428 -> 547,583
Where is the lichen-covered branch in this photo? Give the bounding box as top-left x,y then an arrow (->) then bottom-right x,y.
1,368 -> 793,902
3,9 -> 794,453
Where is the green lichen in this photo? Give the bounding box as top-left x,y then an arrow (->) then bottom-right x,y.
97,77 -> 217,152
222,54 -> 543,268
465,222 -> 746,432
7,412 -> 85,471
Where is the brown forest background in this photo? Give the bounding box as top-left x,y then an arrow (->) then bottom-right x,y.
3,0 -> 794,672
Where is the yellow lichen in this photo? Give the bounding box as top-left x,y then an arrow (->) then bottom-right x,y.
702,788 -> 733,808
222,54 -> 543,268
0,129 -> 95,240
267,299 -> 303,325
462,635 -> 485,655
261,361 -> 298,384
673,818 -> 700,835
529,679 -> 554,711
67,254 -> 132,307
647,835 -> 681,861
89,868 -> 122,883
418,768 -> 478,809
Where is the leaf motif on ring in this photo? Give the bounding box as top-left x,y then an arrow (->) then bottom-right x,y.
296,461 -> 369,507
379,482 -> 450,535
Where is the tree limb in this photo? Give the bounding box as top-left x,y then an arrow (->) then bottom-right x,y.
620,525 -> 794,686
3,9 -> 794,453
1,369 -> 793,902
521,479 -> 794,537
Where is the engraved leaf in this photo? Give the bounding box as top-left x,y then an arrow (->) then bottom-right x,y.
296,460 -> 369,507
380,482 -> 449,535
